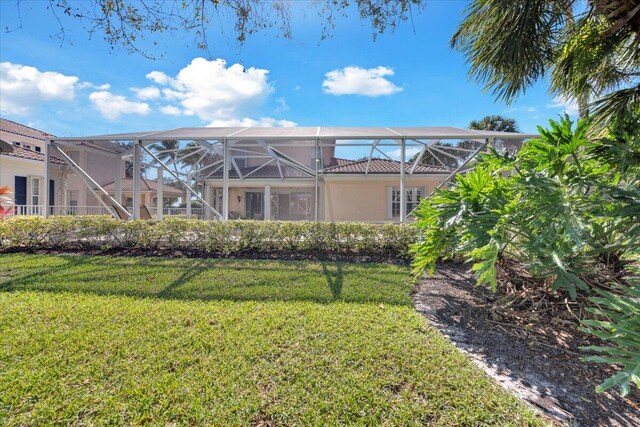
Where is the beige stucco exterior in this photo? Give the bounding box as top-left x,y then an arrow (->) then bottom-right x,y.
206,174 -> 446,223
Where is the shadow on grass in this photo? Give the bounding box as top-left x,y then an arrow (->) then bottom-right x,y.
322,262 -> 344,300
0,255 -> 412,307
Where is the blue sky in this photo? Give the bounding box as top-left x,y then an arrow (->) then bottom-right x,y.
0,1 -> 575,159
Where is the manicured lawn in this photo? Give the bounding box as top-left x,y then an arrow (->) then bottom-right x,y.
0,254 -> 542,426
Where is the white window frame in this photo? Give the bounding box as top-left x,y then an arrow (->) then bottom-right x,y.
387,186 -> 425,220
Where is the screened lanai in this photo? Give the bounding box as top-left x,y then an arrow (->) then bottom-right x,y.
44,126 -> 536,222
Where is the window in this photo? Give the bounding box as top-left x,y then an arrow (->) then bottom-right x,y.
31,177 -> 41,206
389,187 -> 424,219
35,146 -> 41,152
13,141 -> 21,146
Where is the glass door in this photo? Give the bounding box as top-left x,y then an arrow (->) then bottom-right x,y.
245,191 -> 264,219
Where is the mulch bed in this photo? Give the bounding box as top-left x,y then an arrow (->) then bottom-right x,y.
414,261 -> 640,426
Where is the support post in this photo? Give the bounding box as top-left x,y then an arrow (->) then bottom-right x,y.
264,184 -> 271,220
314,138 -> 319,221
132,139 -> 141,219
186,172 -> 192,219
43,139 -> 51,218
223,139 -> 229,220
156,166 -> 163,220
399,139 -> 406,222
115,157 -> 123,207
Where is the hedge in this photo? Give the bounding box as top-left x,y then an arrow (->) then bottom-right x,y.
0,216 -> 417,259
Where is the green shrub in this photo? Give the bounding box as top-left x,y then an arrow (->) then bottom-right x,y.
412,114 -> 640,395
0,216 -> 416,259
580,268 -> 640,397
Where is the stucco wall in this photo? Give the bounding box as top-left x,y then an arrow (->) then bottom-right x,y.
0,155 -> 65,205
323,176 -> 445,222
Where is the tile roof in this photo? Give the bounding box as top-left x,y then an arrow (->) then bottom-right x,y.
0,118 -> 54,140
100,178 -> 184,195
209,164 -> 310,179
0,141 -> 66,165
323,158 -> 449,174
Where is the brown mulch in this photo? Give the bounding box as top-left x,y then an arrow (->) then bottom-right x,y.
414,261 -> 640,427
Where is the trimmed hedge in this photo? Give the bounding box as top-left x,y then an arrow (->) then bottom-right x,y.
0,216 -> 417,259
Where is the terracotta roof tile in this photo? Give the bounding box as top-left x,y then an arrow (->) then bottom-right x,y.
0,118 -> 54,140
0,144 -> 66,165
100,178 -> 184,195
323,158 -> 449,174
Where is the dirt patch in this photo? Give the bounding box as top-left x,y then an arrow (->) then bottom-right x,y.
414,262 -> 640,426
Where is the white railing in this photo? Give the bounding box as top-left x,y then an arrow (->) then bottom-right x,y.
10,205 -> 205,219
11,205 -> 114,216
162,207 -> 204,218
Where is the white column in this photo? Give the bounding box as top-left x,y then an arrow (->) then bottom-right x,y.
399,139 -> 406,222
132,139 -> 141,219
203,183 -> 212,220
43,139 -> 51,218
222,139 -> 229,220
264,184 -> 271,220
156,166 -> 163,219
314,139 -> 319,222
115,157 -> 123,207
186,172 -> 192,219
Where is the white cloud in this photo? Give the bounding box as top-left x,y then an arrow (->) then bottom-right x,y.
207,117 -> 296,127
0,62 -> 79,115
159,105 -> 182,115
131,86 -> 161,100
147,57 -> 292,127
547,96 -> 580,115
146,71 -> 172,85
384,147 -> 422,160
89,91 -> 151,120
322,66 -> 402,97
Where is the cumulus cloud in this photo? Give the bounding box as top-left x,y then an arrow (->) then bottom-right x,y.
146,71 -> 172,85
322,66 -> 402,97
145,57 -> 293,127
159,105 -> 182,115
131,86 -> 161,100
89,91 -> 151,120
547,96 -> 580,115
0,62 -> 79,115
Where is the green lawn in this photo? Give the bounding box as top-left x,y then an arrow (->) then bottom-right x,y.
0,254 -> 542,426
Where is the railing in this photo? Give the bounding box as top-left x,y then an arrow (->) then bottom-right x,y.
11,205 -> 114,216
10,205 -> 209,220
162,207 -> 204,218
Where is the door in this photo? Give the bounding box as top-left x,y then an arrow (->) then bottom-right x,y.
14,176 -> 26,214
245,191 -> 264,219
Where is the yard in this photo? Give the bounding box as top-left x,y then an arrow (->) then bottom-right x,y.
0,254 -> 542,425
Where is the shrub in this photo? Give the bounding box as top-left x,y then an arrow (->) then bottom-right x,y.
0,216 -> 417,260
412,114 -> 640,395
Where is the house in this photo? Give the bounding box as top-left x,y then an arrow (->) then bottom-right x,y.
0,118 -> 68,215
0,118 -> 182,216
206,154 -> 448,222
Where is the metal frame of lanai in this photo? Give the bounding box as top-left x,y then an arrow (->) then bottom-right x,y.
45,126 -> 536,222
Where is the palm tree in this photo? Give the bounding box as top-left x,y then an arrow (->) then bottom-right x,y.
469,115 -> 519,133
469,115 -> 522,153
451,0 -> 640,127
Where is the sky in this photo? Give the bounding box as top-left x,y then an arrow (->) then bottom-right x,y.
0,1 -> 576,159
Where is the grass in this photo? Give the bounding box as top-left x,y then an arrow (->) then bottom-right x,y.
0,254 -> 543,426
